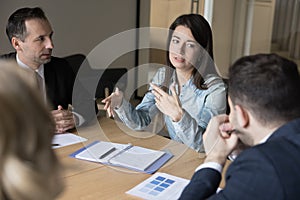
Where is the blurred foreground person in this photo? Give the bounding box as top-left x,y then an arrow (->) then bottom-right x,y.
0,60 -> 64,200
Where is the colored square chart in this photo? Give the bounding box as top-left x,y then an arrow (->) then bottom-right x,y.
126,172 -> 189,200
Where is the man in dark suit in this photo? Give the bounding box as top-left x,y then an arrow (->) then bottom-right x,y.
1,7 -> 97,133
179,53 -> 300,200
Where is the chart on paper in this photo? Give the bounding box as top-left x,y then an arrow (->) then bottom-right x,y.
126,172 -> 189,200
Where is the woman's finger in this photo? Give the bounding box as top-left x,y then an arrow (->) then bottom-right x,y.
150,83 -> 165,95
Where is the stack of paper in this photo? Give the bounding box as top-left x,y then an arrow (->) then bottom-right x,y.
70,141 -> 173,174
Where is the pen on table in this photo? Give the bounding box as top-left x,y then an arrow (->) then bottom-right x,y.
226,129 -> 236,135
99,147 -> 117,159
52,143 -> 60,146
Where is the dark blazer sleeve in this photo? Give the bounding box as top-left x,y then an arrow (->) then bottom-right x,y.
44,57 -> 74,109
179,148 -> 284,200
179,168 -> 221,200
45,57 -> 98,125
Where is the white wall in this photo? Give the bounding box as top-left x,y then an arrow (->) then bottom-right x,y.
0,0 -> 279,95
0,0 -> 137,59
210,0 -> 236,78
0,0 -> 138,98
210,0 -> 276,77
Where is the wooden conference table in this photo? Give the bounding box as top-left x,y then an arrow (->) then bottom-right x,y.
56,116 -> 229,199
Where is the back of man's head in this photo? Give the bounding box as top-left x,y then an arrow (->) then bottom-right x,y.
6,7 -> 47,42
228,53 -> 300,125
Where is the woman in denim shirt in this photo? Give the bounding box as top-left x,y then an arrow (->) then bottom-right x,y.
102,14 -> 227,152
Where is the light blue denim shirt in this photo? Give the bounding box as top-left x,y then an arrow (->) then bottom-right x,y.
115,67 -> 227,152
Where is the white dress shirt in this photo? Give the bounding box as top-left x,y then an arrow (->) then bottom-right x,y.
17,55 -> 47,102
16,53 -> 85,126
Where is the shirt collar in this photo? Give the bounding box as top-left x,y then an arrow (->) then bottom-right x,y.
259,133 -> 273,144
172,71 -> 194,86
16,53 -> 44,78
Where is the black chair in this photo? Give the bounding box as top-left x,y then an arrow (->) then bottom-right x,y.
64,53 -> 86,75
95,68 -> 128,99
64,54 -> 128,117
64,54 -> 128,99
222,78 -> 230,115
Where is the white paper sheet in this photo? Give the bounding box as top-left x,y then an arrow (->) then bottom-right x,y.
52,133 -> 87,149
111,146 -> 165,171
126,172 -> 189,200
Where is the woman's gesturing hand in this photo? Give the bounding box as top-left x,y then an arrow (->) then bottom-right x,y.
101,87 -> 123,118
151,83 -> 183,122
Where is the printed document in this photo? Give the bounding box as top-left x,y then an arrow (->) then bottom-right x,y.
126,172 -> 189,200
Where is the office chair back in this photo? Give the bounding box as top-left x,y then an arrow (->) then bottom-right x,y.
64,54 -> 128,99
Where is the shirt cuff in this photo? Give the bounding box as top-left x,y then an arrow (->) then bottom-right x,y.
195,162 -> 223,174
172,110 -> 187,130
72,111 -> 85,126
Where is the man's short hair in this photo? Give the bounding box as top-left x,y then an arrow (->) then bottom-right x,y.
228,53 -> 300,124
6,7 -> 48,42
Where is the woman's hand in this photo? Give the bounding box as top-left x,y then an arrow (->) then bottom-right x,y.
151,83 -> 183,122
101,87 -> 123,118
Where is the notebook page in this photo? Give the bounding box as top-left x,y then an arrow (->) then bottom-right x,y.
75,141 -> 131,163
109,146 -> 165,171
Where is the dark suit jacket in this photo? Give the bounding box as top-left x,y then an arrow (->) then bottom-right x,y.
179,118 -> 300,200
0,52 -> 98,125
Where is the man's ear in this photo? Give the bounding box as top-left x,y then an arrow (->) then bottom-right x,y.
11,37 -> 21,51
235,104 -> 249,128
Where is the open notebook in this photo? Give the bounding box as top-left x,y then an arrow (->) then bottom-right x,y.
70,141 -> 173,174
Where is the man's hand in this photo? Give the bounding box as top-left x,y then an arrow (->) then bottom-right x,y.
203,114 -> 239,166
51,105 -> 75,133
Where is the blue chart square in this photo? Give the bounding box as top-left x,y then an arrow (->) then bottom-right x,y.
154,187 -> 165,192
145,183 -> 156,189
156,176 -> 166,181
160,183 -> 170,188
150,180 -> 160,185
139,187 -> 150,193
149,191 -> 159,196
165,179 -> 175,184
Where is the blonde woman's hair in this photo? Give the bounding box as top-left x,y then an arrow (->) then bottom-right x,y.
0,60 -> 64,200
